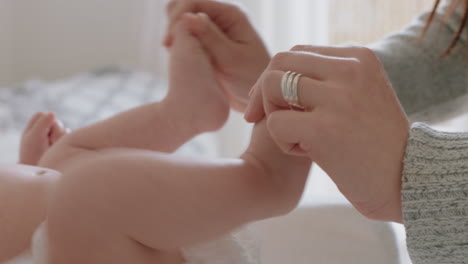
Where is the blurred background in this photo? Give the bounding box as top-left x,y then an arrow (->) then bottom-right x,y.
0,1 -> 439,263
0,0 -> 437,194
0,0 -> 433,86
0,0 -> 434,157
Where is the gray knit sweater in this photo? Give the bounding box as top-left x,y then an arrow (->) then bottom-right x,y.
370,3 -> 468,264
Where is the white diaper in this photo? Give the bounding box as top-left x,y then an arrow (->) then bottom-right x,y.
20,223 -> 259,264
182,227 -> 260,264
31,223 -> 48,264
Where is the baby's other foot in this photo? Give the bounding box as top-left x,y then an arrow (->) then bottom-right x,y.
20,112 -> 70,166
167,15 -> 229,133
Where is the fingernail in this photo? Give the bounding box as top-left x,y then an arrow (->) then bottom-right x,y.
244,105 -> 253,121
248,87 -> 255,97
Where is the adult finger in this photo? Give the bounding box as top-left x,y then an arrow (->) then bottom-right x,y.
290,45 -> 355,57
164,0 -> 244,46
244,70 -> 329,122
261,70 -> 329,114
178,13 -> 232,63
269,51 -> 359,81
244,79 -> 265,123
290,45 -> 377,63
267,110 -> 321,157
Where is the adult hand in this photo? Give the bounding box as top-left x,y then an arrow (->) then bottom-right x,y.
245,45 -> 410,222
164,0 -> 270,111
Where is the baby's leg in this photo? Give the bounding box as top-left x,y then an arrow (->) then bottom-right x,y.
39,18 -> 229,170
45,16 -> 309,264
0,165 -> 59,262
0,113 -> 69,262
46,121 -> 311,264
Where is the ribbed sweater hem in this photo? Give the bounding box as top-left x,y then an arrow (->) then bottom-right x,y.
402,123 -> 468,264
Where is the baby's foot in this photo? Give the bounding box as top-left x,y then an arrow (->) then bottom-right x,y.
20,112 -> 70,166
166,15 -> 230,133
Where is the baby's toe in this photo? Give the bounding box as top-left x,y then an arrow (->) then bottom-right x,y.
49,119 -> 68,144
25,112 -> 47,132
30,112 -> 55,137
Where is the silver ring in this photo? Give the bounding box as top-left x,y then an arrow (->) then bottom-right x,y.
281,71 -> 304,110
291,73 -> 303,108
286,72 -> 297,102
281,71 -> 292,101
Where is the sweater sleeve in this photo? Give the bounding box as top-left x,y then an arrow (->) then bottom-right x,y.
370,4 -> 468,117
402,122 -> 468,263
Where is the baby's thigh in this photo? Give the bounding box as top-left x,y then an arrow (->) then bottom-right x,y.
47,222 -> 182,264
47,222 -> 182,263
46,160 -> 184,264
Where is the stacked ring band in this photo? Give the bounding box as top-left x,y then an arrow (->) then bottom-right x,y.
281,71 -> 304,109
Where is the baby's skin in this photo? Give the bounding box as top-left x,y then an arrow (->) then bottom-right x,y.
0,112 -> 67,261
0,17 -> 311,264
